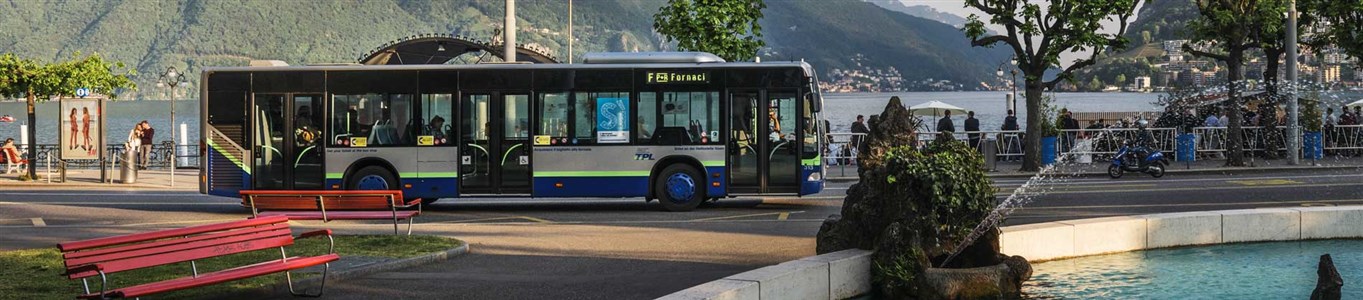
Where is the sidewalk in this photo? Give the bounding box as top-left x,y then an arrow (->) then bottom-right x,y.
0,168 -> 197,190
826,155 -> 1363,181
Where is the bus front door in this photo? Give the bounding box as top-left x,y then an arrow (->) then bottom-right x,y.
252,93 -> 325,190
729,91 -> 801,194
459,93 -> 531,195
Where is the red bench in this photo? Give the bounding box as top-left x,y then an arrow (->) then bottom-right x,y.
58,216 -> 338,299
241,190 -> 421,235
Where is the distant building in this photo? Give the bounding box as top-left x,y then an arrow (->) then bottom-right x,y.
1323,65 -> 1342,83
1134,76 -> 1152,90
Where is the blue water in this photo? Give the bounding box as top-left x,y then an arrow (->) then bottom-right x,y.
1026,239 -> 1363,299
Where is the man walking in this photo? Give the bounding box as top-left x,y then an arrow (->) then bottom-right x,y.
138,120 -> 154,170
964,111 -> 981,150
1002,110 -> 1020,161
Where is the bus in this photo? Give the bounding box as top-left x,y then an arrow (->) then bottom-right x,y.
200,52 -> 825,211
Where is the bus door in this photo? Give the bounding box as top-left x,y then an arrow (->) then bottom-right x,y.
459,93 -> 532,194
252,93 -> 325,190
728,90 -> 801,194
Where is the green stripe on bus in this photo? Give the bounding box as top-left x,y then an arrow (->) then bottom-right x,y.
701,160 -> 724,167
206,138 -> 250,174
327,172 -> 460,180
534,170 -> 649,177
802,155 -> 822,167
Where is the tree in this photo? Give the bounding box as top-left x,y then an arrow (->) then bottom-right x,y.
1142,30 -> 1153,45
1299,0 -> 1363,67
1088,77 -> 1104,91
1116,74 -> 1128,86
1183,0 -> 1285,166
652,0 -> 766,62
0,53 -> 135,178
964,0 -> 1140,171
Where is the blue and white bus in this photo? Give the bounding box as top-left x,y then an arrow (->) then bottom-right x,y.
200,52 -> 825,211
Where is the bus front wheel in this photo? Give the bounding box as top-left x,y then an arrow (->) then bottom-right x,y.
349,166 -> 396,190
656,164 -> 704,212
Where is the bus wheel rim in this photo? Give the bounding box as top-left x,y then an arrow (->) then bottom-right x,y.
358,175 -> 389,190
666,173 -> 696,203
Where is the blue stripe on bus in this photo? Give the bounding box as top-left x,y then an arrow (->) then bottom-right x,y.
324,178 -> 460,199
705,166 -> 727,198
800,166 -> 824,195
206,147 -> 245,198
534,176 -> 649,197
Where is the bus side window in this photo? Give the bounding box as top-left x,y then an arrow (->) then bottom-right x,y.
538,93 -> 569,144
637,92 -> 657,144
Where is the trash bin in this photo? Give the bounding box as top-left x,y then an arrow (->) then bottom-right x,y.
120,150 -> 137,184
1176,133 -> 1197,162
981,138 -> 997,171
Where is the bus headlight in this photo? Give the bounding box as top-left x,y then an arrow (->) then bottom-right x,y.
807,172 -> 822,182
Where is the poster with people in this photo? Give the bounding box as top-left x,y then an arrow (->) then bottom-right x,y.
59,98 -> 104,160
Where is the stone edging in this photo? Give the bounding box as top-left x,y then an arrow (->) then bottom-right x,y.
657,249 -> 872,300
1001,206 -> 1363,262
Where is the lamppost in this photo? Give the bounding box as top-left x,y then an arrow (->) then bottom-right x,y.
158,67 -> 188,187
997,57 -> 1019,113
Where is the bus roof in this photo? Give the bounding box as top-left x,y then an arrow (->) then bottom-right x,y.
203,61 -> 815,78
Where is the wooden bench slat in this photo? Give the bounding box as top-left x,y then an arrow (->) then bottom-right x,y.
63,225 -> 287,260
64,227 -> 292,268
66,235 -> 295,279
257,211 -> 421,220
59,216 -> 289,252
78,254 -> 340,299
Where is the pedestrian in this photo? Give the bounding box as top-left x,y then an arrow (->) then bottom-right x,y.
1218,113 -> 1229,129
1060,109 -> 1079,153
126,122 -> 143,168
1326,108 -> 1336,156
1204,112 -> 1220,127
849,115 -> 868,164
1002,110 -> 1020,161
936,110 -> 955,133
965,111 -> 981,150
138,120 -> 154,170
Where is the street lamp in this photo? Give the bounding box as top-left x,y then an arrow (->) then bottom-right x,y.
997,57 -> 1020,114
157,67 -> 188,187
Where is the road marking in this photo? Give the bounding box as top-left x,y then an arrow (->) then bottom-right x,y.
0,202 -> 237,206
1016,198 -> 1363,210
518,216 -> 553,223
30,218 -> 45,227
990,173 -> 1363,186
1301,203 -> 1336,207
690,211 -> 804,222
997,182 -> 1360,196
1226,179 -> 1301,186
777,212 -> 790,220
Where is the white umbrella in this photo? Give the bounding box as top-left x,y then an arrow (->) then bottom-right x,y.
1347,98 -> 1363,108
908,100 -> 968,117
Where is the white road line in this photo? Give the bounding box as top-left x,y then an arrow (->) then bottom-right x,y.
0,202 -> 237,206
30,218 -> 45,227
0,192 -> 200,197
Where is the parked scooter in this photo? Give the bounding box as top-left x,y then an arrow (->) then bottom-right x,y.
1109,140 -> 1167,178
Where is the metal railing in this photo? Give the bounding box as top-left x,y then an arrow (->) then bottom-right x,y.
14,142 -> 199,170
826,124 -> 1363,167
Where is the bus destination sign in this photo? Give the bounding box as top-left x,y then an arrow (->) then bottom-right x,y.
646,71 -> 708,84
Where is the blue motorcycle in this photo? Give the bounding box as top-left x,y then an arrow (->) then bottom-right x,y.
1109,141 -> 1167,179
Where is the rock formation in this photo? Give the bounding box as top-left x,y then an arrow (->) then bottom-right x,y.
1311,254 -> 1343,300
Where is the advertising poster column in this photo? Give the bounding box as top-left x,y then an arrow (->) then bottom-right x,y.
59,98 -> 106,181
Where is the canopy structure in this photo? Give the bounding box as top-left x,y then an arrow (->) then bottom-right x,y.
357,33 -> 559,65
908,100 -> 968,117
1347,98 -> 1363,108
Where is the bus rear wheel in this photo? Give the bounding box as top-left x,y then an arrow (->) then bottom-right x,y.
348,166 -> 396,190
656,164 -> 704,212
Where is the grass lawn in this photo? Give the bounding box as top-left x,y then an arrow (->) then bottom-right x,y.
0,235 -> 461,300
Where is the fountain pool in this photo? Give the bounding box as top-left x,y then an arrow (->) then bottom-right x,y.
1025,239 -> 1363,299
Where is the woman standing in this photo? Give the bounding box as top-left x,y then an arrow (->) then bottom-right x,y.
81,107 -> 92,154
69,108 -> 79,150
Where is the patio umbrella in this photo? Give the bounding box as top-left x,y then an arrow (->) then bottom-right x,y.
908,100 -> 968,117
1347,98 -> 1363,108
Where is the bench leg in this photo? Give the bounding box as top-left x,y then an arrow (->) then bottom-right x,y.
406,217 -> 414,236
285,263 -> 329,298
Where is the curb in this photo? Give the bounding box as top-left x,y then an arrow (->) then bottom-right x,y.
226,241 -> 470,299
985,164 -> 1362,179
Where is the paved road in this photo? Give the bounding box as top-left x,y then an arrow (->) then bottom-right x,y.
1,167 -> 1360,299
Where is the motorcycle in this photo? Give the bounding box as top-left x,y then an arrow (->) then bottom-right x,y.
1109,141 -> 1167,178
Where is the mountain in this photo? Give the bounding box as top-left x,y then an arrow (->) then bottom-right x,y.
0,0 -> 1006,96
864,1 -> 969,28
1123,0 -> 1199,44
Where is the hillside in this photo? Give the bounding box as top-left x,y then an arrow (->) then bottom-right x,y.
0,0 -> 1006,96
1123,0 -> 1199,43
864,1 -> 969,28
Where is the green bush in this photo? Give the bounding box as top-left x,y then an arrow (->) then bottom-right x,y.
882,136 -> 995,249
1301,91 -> 1324,132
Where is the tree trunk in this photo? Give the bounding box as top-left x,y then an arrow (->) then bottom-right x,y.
1225,48 -> 1246,166
1020,79 -> 1044,172
26,91 -> 37,178
1261,47 -> 1283,159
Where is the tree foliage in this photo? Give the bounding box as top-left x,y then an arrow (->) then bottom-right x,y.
0,52 -> 135,177
1299,0 -> 1363,67
1183,0 -> 1285,166
964,0 -> 1139,171
653,0 -> 766,62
